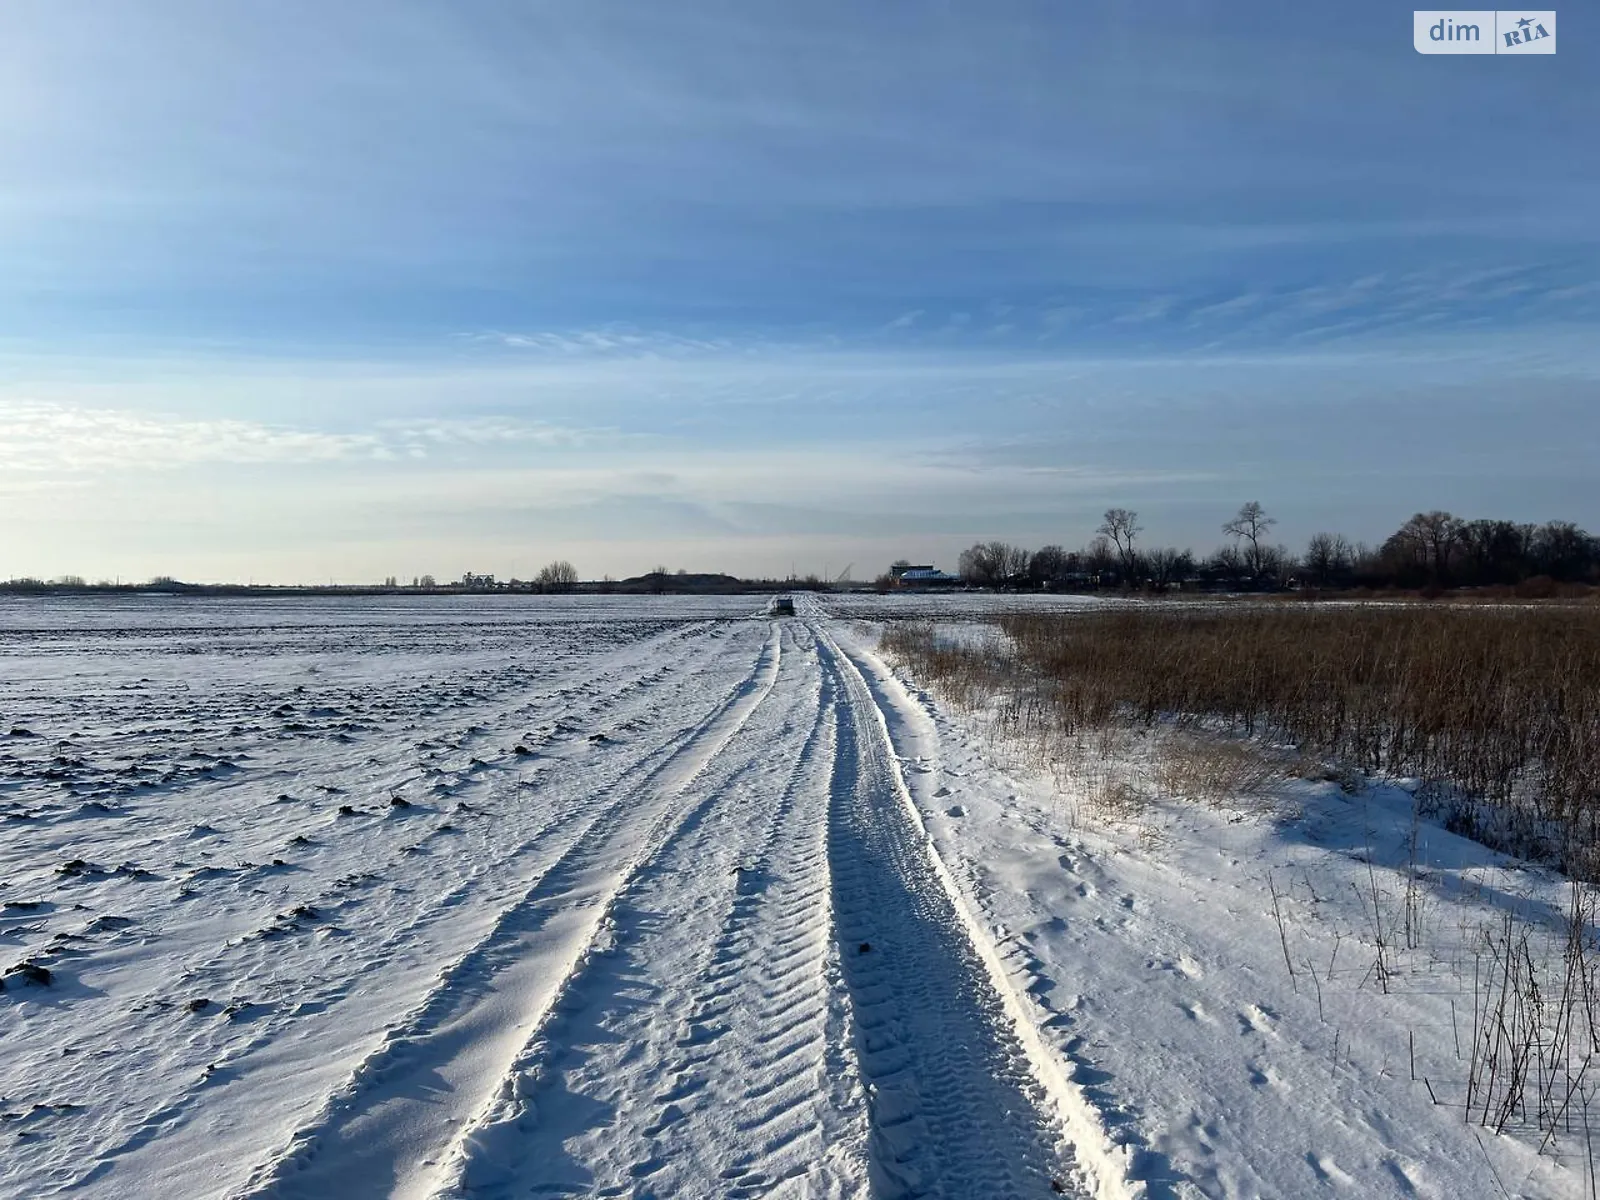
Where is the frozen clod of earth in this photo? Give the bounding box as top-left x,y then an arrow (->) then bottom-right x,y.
3,961 -> 52,988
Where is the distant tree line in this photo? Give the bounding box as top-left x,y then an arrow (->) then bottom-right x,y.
9,509 -> 1600,598
945,504 -> 1600,594
1,561 -> 584,595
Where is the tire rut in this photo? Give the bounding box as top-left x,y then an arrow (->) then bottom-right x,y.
443,623 -> 866,1199
60,620 -> 750,1192
816,628 -> 1082,1198
239,623 -> 783,1200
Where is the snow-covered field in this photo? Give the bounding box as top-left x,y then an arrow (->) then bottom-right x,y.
0,593 -> 1588,1198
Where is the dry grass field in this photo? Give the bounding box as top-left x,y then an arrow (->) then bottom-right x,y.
883,604 -> 1600,874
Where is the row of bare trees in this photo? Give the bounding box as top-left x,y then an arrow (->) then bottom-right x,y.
945,504 -> 1600,592
1375,513 -> 1596,588
951,503 -> 1290,590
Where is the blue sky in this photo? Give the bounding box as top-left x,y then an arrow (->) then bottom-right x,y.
1,1 -> 1595,582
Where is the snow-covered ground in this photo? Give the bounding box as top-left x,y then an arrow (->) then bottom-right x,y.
0,593 -> 1588,1198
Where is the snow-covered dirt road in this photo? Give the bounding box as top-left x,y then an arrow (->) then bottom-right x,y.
0,597 -> 1107,1199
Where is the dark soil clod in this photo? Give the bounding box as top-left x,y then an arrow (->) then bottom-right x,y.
4,962 -> 52,987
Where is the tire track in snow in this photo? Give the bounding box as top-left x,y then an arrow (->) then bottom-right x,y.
57,621 -> 749,1194
440,623 -> 868,1198
815,625 -> 1088,1198
830,630 -> 1140,1200
235,622 -> 783,1200
646,650 -> 862,1199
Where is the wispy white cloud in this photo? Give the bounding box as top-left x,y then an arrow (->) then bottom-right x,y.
380,416 -> 600,453
466,328 -> 741,358
1110,295 -> 1180,325
1187,292 -> 1264,322
0,400 -> 381,472
1011,266 -> 1600,351
0,400 -> 598,473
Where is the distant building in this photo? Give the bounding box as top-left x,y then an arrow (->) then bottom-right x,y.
891,564 -> 961,587
460,572 -> 496,588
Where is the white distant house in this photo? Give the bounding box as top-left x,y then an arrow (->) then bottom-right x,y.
460,572 -> 496,588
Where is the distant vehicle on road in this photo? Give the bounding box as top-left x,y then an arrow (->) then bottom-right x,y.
769,594 -> 796,616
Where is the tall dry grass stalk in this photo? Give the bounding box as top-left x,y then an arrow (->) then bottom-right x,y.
883,606 -> 1600,871
1469,883 -> 1600,1149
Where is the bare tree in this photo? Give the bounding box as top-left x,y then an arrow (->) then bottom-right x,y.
1383,511 -> 1462,586
1028,544 -> 1073,586
536,560 -> 579,592
1205,544 -> 1246,584
1350,541 -> 1382,586
1261,543 -> 1296,587
1532,520 -> 1596,581
1303,532 -> 1353,588
1097,509 -> 1142,579
957,541 -> 1029,588
1146,547 -> 1193,589
957,544 -> 991,586
959,543 -> 993,586
1084,536 -> 1118,579
1223,501 -> 1277,579
997,541 -> 1032,581
1459,519 -> 1533,586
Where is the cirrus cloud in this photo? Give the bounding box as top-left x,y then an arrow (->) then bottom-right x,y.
0,400 -> 598,473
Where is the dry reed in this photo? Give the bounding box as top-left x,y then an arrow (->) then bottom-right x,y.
883,605 -> 1600,871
